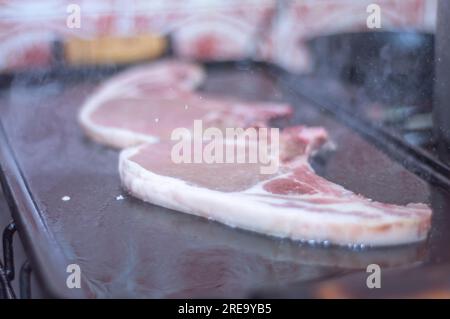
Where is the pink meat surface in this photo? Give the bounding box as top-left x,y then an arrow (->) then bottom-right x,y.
79,59 -> 292,148
119,126 -> 432,247
90,92 -> 292,142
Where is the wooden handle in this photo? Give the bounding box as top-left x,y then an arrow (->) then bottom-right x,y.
64,34 -> 167,65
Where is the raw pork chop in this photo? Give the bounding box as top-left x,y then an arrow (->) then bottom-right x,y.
79,60 -> 291,148
119,126 -> 431,247
79,60 -> 205,148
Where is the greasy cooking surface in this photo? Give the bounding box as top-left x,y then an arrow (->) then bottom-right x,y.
1,65 -> 449,298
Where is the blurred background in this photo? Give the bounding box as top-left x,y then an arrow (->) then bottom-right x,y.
0,0 -> 437,72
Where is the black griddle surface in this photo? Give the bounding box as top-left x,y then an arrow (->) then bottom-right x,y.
1,64 -> 449,298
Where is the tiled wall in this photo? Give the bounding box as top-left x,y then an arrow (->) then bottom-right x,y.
0,0 -> 437,73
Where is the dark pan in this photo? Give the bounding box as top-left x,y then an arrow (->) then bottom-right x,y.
306,31 -> 434,106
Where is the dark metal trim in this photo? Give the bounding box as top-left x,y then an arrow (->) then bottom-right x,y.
0,122 -> 87,298
20,261 -> 32,299
434,0 -> 450,164
3,221 -> 16,281
0,262 -> 16,299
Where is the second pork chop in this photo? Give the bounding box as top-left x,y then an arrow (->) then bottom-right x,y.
79,59 -> 292,148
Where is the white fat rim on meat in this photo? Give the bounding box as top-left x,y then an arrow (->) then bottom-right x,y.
78,81 -> 160,149
119,145 -> 429,247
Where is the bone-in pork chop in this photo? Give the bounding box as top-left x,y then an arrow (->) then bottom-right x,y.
79,60 -> 292,148
119,126 -> 431,247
